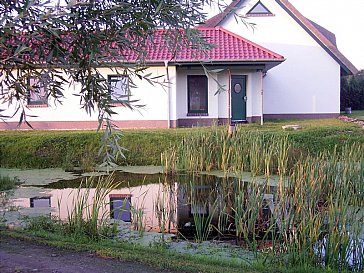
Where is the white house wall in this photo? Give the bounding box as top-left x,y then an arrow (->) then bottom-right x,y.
0,66 -> 173,129
221,0 -> 341,117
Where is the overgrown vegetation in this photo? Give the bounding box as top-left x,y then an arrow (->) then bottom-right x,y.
163,137 -> 364,271
0,119 -> 363,170
1,120 -> 363,272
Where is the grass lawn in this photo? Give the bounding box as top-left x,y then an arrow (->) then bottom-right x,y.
342,110 -> 364,120
0,118 -> 363,169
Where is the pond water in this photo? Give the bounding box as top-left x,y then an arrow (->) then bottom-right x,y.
1,167 -> 363,270
3,170 -> 277,238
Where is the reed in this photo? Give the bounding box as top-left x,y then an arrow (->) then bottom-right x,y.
161,148 -> 177,175
269,143 -> 364,271
130,186 -> 148,236
154,177 -> 177,241
161,128 -> 364,271
188,180 -> 218,243
64,174 -> 121,240
170,126 -> 293,176
231,178 -> 268,251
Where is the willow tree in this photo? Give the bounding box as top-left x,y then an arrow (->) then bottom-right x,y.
0,0 -> 229,166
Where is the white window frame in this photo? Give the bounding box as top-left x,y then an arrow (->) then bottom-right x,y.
27,77 -> 48,106
108,75 -> 129,103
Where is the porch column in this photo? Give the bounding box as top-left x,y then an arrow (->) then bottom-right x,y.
164,61 -> 171,128
260,70 -> 264,126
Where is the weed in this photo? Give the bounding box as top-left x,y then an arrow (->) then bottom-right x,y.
0,175 -> 21,191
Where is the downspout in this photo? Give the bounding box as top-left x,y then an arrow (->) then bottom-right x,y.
228,68 -> 234,134
164,60 -> 171,128
228,68 -> 231,125
260,70 -> 264,126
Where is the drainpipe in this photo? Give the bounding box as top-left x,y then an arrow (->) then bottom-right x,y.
228,69 -> 234,134
164,60 -> 171,128
260,70 -> 264,126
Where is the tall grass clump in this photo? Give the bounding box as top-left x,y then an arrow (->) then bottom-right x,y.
231,178 -> 268,251
169,125 -> 292,176
0,175 -> 21,191
270,143 -> 364,271
189,182 -> 218,243
161,148 -> 177,175
64,174 -> 121,240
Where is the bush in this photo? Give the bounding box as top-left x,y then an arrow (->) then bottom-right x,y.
341,70 -> 364,110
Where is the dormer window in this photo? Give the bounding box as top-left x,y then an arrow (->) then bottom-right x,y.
247,1 -> 273,16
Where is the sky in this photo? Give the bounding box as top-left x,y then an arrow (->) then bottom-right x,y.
206,0 -> 364,70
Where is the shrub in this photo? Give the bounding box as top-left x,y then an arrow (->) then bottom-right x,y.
341,70 -> 364,110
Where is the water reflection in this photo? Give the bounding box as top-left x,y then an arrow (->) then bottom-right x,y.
110,194 -> 132,222
30,196 -> 51,208
12,171 -> 276,236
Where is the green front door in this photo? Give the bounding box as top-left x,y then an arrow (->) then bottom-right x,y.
231,75 -> 247,122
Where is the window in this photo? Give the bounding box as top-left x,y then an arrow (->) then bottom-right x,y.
187,75 -> 208,114
110,194 -> 132,222
247,1 -> 273,16
28,77 -> 48,106
30,196 -> 51,208
108,75 -> 129,103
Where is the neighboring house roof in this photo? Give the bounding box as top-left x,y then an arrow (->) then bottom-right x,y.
122,27 -> 284,64
200,0 -> 358,75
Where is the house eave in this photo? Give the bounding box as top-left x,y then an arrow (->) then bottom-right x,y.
1,59 -> 285,71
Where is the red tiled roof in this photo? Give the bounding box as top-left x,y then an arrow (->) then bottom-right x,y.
122,27 -> 284,63
200,0 -> 358,75
1,27 -> 284,65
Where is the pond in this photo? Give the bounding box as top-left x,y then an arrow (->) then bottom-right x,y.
3,169 -> 278,239
1,167 -> 363,271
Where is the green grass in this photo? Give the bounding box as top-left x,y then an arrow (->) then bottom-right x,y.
0,119 -> 362,169
0,229 -> 340,273
342,110 -> 364,120
0,174 -> 21,191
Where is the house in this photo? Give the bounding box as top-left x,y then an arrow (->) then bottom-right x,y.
199,0 -> 358,120
0,0 -> 357,130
